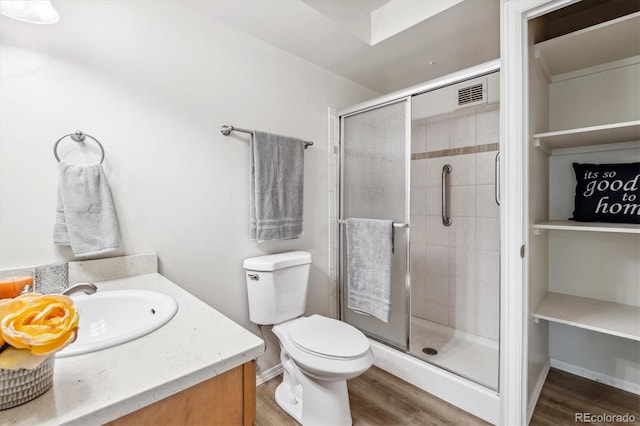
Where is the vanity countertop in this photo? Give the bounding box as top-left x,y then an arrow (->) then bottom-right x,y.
2,272 -> 264,425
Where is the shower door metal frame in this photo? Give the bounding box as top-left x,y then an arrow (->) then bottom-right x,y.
335,58 -> 501,353
337,97 -> 412,351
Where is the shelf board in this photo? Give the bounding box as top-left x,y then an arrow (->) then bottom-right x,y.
533,221 -> 640,234
534,121 -> 640,152
534,12 -> 640,77
534,292 -> 640,341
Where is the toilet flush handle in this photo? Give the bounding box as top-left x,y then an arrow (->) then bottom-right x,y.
248,274 -> 259,281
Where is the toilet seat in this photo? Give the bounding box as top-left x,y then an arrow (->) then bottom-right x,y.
272,315 -> 373,381
288,315 -> 370,360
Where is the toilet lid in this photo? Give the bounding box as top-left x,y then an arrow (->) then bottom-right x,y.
288,315 -> 369,359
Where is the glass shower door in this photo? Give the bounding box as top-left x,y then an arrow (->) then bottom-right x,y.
409,78 -> 501,390
339,98 -> 411,350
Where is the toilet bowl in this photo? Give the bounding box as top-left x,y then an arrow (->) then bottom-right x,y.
243,251 -> 373,426
272,315 -> 373,426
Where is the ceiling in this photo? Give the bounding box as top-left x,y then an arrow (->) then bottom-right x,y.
185,0 -> 500,94
352,0 -> 392,13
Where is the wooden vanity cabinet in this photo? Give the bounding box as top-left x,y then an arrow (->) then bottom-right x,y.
107,361 -> 256,426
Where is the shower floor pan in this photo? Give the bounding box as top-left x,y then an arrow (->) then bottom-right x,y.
409,316 -> 499,390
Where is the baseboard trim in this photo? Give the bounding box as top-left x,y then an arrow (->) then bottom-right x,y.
527,361 -> 550,423
550,359 -> 640,395
256,363 -> 283,386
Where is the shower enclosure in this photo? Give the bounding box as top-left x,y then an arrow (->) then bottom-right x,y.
340,99 -> 411,350
337,66 -> 501,393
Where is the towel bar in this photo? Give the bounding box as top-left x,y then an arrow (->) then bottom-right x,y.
337,219 -> 409,228
220,125 -> 313,149
53,130 -> 105,164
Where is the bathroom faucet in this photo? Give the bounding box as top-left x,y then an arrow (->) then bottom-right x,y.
62,282 -> 98,296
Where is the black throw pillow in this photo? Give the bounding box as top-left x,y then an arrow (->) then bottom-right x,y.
571,162 -> 640,224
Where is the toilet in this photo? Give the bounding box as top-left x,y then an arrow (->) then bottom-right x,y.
243,251 -> 373,426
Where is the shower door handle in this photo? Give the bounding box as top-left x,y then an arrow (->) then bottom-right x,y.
495,152 -> 501,206
442,165 -> 452,226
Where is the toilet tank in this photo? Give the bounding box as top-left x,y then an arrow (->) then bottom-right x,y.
243,251 -> 311,325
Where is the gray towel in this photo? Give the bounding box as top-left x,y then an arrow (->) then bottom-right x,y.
249,131 -> 304,241
53,161 -> 120,257
346,218 -> 393,322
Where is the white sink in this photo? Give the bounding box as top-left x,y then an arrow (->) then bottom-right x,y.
56,289 -> 178,358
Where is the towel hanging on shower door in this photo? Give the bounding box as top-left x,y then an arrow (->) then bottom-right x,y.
345,218 -> 393,322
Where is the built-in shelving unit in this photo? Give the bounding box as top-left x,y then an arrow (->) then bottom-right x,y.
531,5 -> 640,258
534,292 -> 640,341
533,220 -> 640,234
534,121 -> 640,152
524,1 -> 640,402
534,12 -> 640,79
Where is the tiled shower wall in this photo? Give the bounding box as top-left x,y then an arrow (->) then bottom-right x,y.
410,103 -> 500,341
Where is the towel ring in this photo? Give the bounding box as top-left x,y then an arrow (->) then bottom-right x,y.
53,130 -> 105,164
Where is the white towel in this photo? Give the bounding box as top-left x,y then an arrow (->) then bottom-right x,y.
53,161 -> 120,257
346,218 -> 393,322
249,131 -> 304,241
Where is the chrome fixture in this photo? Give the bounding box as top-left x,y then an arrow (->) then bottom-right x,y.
442,164 -> 452,226
220,125 -> 313,149
336,219 -> 409,228
53,130 -> 106,164
495,152 -> 501,206
62,282 -> 98,296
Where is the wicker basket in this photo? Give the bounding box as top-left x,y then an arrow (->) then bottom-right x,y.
0,356 -> 54,410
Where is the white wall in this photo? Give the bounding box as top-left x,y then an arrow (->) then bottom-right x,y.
0,1 -> 377,374
549,61 -> 640,130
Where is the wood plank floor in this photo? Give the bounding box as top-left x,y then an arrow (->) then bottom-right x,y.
256,366 -> 640,426
530,368 -> 640,426
256,366 -> 488,425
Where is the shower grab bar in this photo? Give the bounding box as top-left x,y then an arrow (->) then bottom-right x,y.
495,152 -> 501,206
442,164 -> 452,226
336,219 -> 409,228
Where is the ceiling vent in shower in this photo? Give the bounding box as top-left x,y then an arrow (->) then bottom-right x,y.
456,80 -> 487,108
